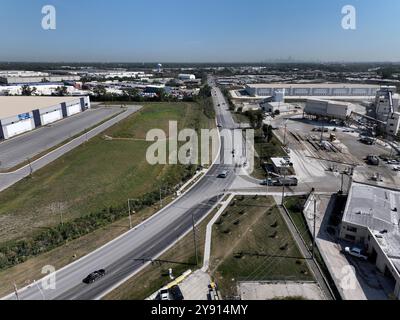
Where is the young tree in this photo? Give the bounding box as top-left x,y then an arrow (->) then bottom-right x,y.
21,85 -> 36,96
54,86 -> 68,96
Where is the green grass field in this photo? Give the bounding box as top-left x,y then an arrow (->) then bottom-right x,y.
0,102 -> 214,246
210,196 -> 313,298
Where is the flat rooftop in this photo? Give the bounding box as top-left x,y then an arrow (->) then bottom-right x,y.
271,157 -> 291,168
0,96 -> 80,119
306,98 -> 354,106
343,182 -> 400,272
246,83 -> 380,89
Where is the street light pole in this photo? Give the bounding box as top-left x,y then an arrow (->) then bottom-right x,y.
13,283 -> 19,301
127,199 -> 134,229
283,122 -> 288,146
27,158 -> 33,176
191,213 -> 199,266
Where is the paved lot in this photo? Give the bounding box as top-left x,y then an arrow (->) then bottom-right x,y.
0,107 -> 123,170
179,270 -> 211,300
0,106 -> 141,193
239,281 -> 326,300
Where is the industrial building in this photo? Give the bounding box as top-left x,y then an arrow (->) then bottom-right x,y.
261,101 -> 291,114
340,182 -> 400,299
304,99 -> 355,120
0,71 -> 80,84
374,87 -> 400,136
245,83 -> 381,98
0,96 -> 90,140
270,157 -> 293,175
178,74 -> 196,81
0,83 -> 80,96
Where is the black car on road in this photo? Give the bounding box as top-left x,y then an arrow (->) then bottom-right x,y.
82,269 -> 106,284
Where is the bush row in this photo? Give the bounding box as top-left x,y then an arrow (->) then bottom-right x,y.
0,165 -> 198,271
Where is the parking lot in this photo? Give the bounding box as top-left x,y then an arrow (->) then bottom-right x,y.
271,114 -> 399,186
0,107 -> 122,171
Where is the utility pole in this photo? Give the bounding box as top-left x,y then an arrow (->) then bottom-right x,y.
27,157 -> 33,176
127,199 -> 135,229
281,173 -> 286,206
159,187 -> 163,209
13,283 -> 19,300
191,213 -> 199,266
320,124 -> 324,143
283,122 -> 288,146
312,196 -> 317,261
340,170 -> 344,194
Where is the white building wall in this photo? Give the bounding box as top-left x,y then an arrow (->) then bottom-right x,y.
3,119 -> 34,138
387,112 -> 400,136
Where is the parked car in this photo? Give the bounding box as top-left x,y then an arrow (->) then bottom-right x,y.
82,269 -> 106,284
218,170 -> 229,178
260,178 -> 275,186
169,285 -> 184,300
393,166 -> 400,172
274,177 -> 298,187
344,247 -> 368,261
312,127 -> 328,132
387,159 -> 400,165
366,155 -> 380,166
160,289 -> 170,301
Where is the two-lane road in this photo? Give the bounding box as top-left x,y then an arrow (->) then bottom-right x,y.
3,83 -> 237,300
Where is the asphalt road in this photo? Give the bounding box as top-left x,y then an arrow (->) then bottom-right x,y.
3,81 -> 237,300
0,107 -> 123,170
0,106 -> 141,193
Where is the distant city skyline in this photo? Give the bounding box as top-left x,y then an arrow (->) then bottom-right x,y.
1,0 -> 400,63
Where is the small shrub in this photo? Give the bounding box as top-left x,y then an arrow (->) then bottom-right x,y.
280,243 -> 288,251
269,231 -> 278,238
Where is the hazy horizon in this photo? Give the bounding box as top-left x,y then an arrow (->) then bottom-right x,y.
1,0 -> 399,63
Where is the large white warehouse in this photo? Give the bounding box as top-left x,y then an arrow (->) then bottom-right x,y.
304,98 -> 355,120
245,83 -> 381,98
0,96 -> 90,140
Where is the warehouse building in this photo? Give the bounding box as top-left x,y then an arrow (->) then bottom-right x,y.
0,71 -> 80,84
178,74 -> 196,81
0,82 -> 78,96
340,182 -> 400,299
245,83 -> 381,98
304,99 -> 355,120
0,96 -> 90,140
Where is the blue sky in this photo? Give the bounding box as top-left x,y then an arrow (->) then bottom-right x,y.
0,0 -> 399,62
